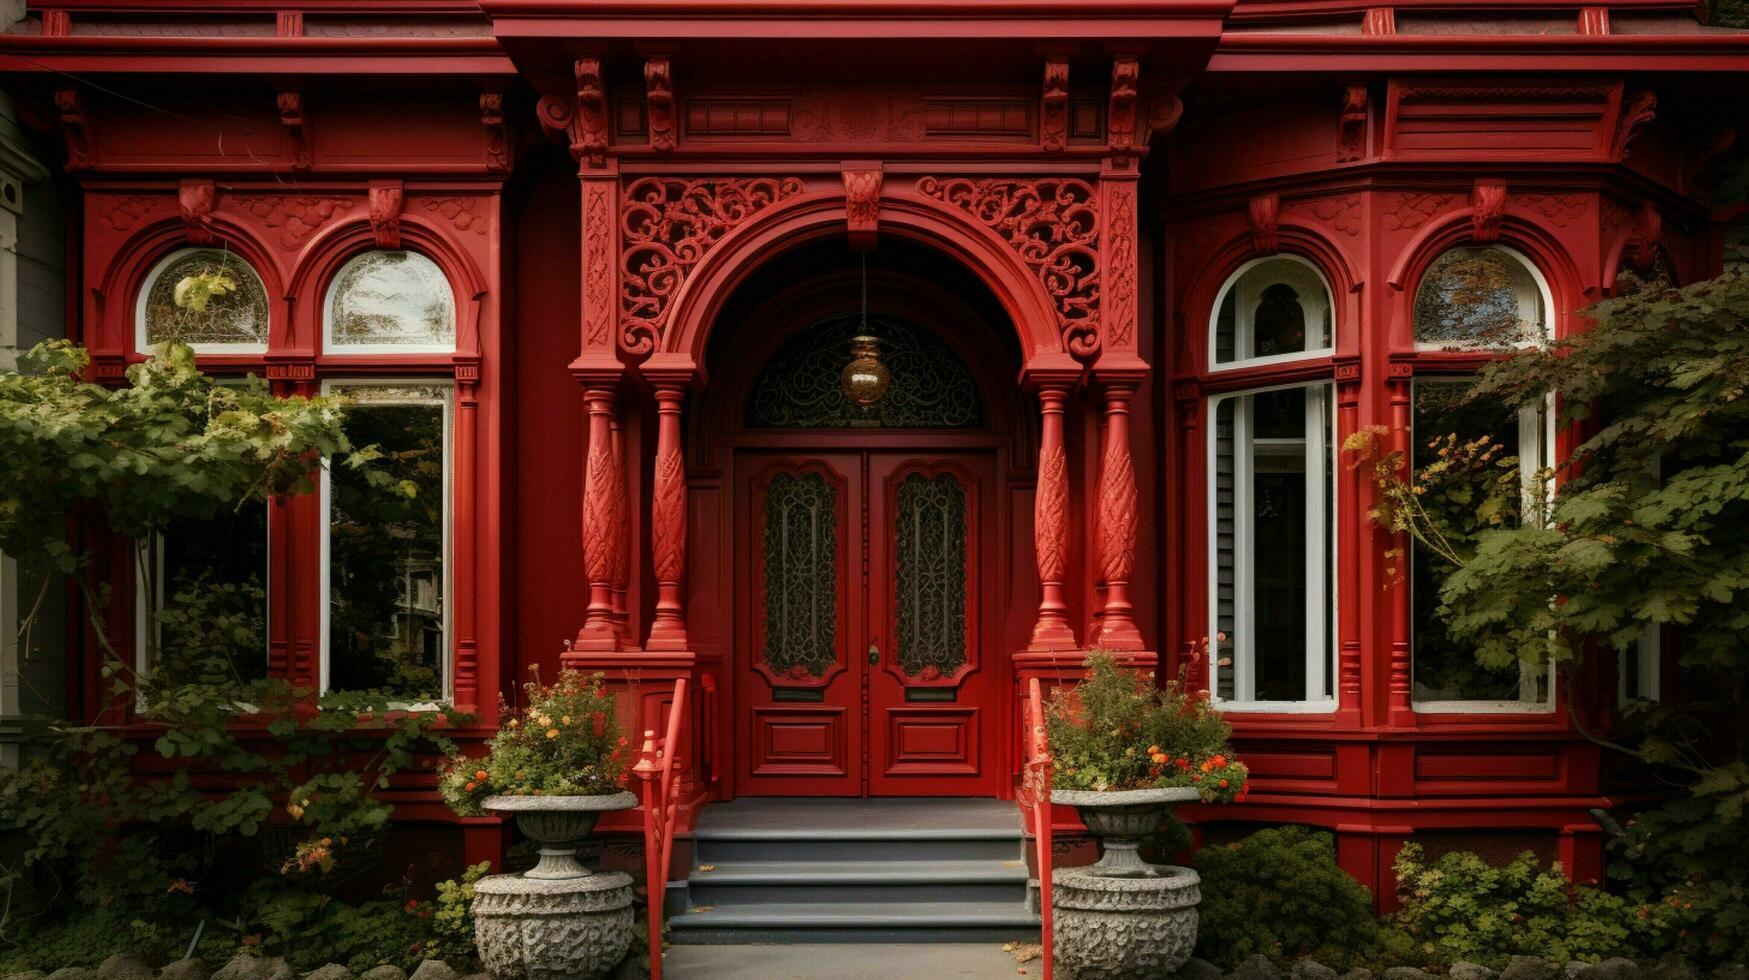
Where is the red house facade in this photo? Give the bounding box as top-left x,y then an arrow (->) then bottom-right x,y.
4,0 -> 1747,909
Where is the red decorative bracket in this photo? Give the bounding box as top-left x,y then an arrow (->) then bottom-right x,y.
1471,181 -> 1506,243
1337,85 -> 1368,162
1249,193 -> 1281,256
646,57 -> 676,153
1041,60 -> 1069,153
277,91 -> 310,171
842,165 -> 882,251
54,90 -> 92,171
178,180 -> 216,245
480,93 -> 509,172
369,181 -> 404,249
575,57 -> 610,167
1108,57 -> 1140,159
1612,89 -> 1657,161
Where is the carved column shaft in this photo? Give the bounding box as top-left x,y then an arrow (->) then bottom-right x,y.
647,384 -> 690,650
1030,384 -> 1077,650
1096,382 -> 1143,649
574,388 -> 621,651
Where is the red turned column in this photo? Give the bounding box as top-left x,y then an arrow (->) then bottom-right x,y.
1386,356 -> 1415,725
646,380 -> 690,650
573,387 -> 622,651
1095,379 -> 1144,649
1029,382 -> 1077,650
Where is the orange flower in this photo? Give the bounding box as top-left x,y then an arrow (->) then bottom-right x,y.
1147,745 -> 1161,755
464,782 -> 477,792
1210,754 -> 1227,768
475,769 -> 489,782
546,728 -> 560,739
1218,779 -> 1229,788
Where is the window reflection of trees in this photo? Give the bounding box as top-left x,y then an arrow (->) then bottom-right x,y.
329,398 -> 446,699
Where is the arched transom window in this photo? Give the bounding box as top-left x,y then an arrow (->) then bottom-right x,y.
1412,246 -> 1549,350
1211,256 -> 1334,368
136,248 -> 270,353
325,250 -> 456,353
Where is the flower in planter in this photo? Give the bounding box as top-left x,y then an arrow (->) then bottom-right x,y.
1046,650 -> 1249,803
438,668 -> 630,816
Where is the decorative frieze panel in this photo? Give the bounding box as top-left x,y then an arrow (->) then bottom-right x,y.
618,176 -> 807,357
915,176 -> 1101,361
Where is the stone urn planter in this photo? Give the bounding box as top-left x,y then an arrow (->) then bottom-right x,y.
1052,785 -> 1201,878
1050,786 -> 1204,979
473,792 -> 638,980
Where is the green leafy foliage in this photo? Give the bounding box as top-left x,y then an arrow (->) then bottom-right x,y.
1045,651 -> 1248,800
1194,827 -> 1413,969
1346,269 -> 1749,963
438,669 -> 630,815
1392,844 -> 1687,968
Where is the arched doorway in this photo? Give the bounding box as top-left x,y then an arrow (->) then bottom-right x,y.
700,240 -> 1026,797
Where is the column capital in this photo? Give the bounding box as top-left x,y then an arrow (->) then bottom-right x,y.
640,352 -> 702,390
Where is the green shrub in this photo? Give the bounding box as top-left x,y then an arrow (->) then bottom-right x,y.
1193,827 -> 1411,968
1392,843 -> 1686,968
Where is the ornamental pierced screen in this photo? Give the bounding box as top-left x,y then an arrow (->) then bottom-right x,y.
141,249 -> 270,348
747,314 -> 983,429
895,472 -> 968,681
761,472 -> 839,681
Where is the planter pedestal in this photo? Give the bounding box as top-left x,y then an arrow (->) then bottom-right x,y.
1053,865 -> 1201,980
474,872 -> 635,980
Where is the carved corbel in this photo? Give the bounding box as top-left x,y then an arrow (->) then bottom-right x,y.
574,57 -> 610,167
369,180 -> 404,249
53,89 -> 93,171
843,165 -> 883,251
1626,200 -> 1663,272
1337,85 -> 1368,162
480,93 -> 509,172
179,180 -> 217,245
277,91 -> 310,171
1108,57 -> 1140,159
645,57 -> 676,153
1041,59 -> 1069,152
1471,181 -> 1507,243
1612,89 -> 1657,161
1144,93 -> 1185,145
1249,193 -> 1280,255
536,92 -> 575,147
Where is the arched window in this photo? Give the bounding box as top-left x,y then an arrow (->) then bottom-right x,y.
136,248 -> 270,353
1407,245 -> 1555,711
1412,246 -> 1549,350
1204,255 -> 1338,709
1211,256 -> 1334,368
324,250 -> 456,353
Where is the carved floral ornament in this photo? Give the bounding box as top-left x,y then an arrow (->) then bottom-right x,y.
605,173 -> 1111,364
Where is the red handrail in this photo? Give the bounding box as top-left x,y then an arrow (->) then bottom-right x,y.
1020,676 -> 1054,980
634,678 -> 688,980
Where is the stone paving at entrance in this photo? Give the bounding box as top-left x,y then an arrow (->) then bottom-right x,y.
665,943 -> 1032,979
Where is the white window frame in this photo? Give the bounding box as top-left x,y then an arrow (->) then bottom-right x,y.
1206,381 -> 1337,712
1410,380 -> 1558,714
133,514 -> 272,686
1208,255 -> 1336,373
318,379 -> 453,705
134,248 -> 270,356
1413,245 -> 1552,353
322,249 -> 458,356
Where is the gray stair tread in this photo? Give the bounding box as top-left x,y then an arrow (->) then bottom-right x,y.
695,798 -> 1022,839
689,859 -> 1029,884
668,901 -> 1041,928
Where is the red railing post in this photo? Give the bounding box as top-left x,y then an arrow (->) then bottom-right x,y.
634,679 -> 688,980
1024,677 -> 1054,980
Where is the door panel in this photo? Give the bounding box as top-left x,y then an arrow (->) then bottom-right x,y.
867,454 -> 996,795
735,450 -> 997,797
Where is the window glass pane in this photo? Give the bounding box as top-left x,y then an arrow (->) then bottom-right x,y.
327,387 -> 448,698
1413,247 -> 1546,349
1211,384 -> 1333,703
147,508 -> 269,689
1213,258 -> 1333,366
327,251 -> 456,350
140,249 -> 269,349
1411,378 -> 1548,703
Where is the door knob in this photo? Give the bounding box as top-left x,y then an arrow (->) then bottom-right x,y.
868,643 -> 880,666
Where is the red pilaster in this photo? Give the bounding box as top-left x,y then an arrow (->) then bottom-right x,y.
610,412 -> 631,645
1386,357 -> 1415,726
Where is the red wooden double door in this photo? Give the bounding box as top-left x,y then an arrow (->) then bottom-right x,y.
734,449 -> 1001,796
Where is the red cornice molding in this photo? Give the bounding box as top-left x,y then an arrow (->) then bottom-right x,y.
1228,0 -> 1699,21
1208,32 -> 1749,72
0,36 -> 515,76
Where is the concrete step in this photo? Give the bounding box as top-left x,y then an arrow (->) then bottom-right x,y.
666,899 -> 1042,945
692,833 -> 1025,864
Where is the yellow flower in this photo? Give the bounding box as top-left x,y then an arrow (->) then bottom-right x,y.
546,728 -> 560,739
507,719 -> 519,728
561,715 -> 572,726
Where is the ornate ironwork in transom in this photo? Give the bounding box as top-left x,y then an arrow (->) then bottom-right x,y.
747,313 -> 983,429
